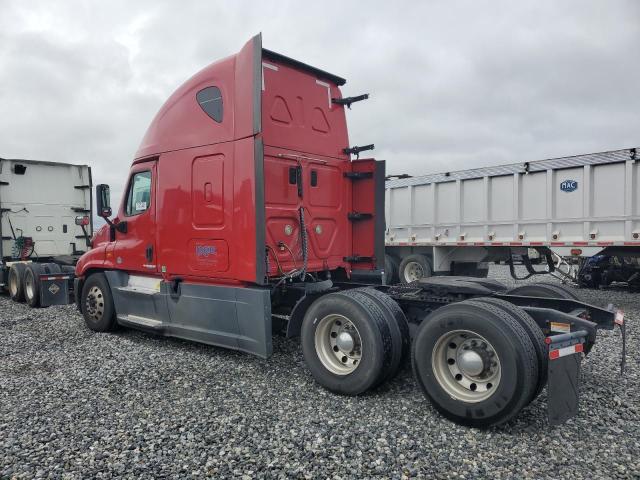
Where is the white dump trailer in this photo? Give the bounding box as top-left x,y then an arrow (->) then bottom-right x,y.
0,158 -> 93,306
385,148 -> 640,284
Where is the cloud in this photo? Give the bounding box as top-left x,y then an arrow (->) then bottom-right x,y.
1,0 -> 638,208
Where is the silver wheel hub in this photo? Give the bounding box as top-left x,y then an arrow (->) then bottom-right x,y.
458,350 -> 484,376
432,330 -> 501,403
314,314 -> 362,375
404,261 -> 424,282
336,331 -> 355,352
85,286 -> 105,322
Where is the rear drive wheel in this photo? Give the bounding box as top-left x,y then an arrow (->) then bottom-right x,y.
81,273 -> 116,332
350,288 -> 410,384
301,292 -> 393,395
473,297 -> 548,401
8,263 -> 27,302
507,282 -> 579,301
399,254 -> 432,284
24,263 -> 44,308
357,287 -> 410,358
412,299 -> 538,428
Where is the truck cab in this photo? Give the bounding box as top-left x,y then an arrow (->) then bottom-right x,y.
75,34 -> 384,358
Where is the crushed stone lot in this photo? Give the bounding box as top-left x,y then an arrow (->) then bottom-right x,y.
0,266 -> 638,479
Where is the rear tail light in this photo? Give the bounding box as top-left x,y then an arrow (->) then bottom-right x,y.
570,249 -> 582,256
75,215 -> 90,226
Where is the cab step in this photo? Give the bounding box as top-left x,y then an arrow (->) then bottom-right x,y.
117,314 -> 166,332
116,285 -> 158,295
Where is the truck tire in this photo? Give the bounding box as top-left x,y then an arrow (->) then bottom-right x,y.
507,282 -> 580,301
8,263 -> 27,302
42,263 -> 62,274
384,254 -> 399,285
301,291 -> 394,395
357,287 -> 410,360
399,254 -> 432,284
412,299 -> 538,428
81,273 -> 117,332
472,297 -> 547,401
350,288 -> 410,384
24,263 -> 64,308
23,263 -> 44,308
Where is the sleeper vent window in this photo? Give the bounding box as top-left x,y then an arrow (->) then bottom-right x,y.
197,86 -> 223,123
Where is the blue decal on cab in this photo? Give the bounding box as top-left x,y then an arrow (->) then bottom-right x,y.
196,245 -> 217,257
560,180 -> 578,193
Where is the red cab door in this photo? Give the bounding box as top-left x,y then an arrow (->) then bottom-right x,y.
113,160 -> 157,274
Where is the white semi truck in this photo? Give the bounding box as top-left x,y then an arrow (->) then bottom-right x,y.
0,158 -> 93,306
385,148 -> 640,285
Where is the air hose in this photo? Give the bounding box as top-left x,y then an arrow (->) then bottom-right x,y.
298,206 -> 308,280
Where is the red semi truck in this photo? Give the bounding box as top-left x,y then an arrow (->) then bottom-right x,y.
38,35 -> 624,427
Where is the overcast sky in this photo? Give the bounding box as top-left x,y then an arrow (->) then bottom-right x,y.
1,0 -> 639,207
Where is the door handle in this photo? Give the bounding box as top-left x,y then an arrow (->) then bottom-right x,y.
146,245 -> 153,262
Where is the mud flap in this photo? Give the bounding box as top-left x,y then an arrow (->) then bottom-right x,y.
39,273 -> 73,307
547,331 -> 587,426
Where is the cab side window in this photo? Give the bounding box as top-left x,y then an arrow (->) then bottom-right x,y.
125,170 -> 152,216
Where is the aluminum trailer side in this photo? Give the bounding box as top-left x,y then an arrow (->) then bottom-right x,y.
385,148 -> 640,283
0,158 -> 93,307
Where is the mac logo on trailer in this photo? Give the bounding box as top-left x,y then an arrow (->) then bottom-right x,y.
560,180 -> 578,192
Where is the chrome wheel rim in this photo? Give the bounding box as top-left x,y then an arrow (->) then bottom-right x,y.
85,286 -> 105,322
432,330 -> 501,403
404,261 -> 425,282
9,271 -> 18,297
25,272 -> 35,300
314,314 -> 362,375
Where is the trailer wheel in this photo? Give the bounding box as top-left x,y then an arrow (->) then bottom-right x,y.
412,300 -> 538,428
507,282 -> 580,301
472,297 -> 547,401
399,254 -> 432,284
301,292 -> 393,395
81,273 -> 116,332
384,254 -> 400,285
349,288 -> 410,383
24,263 -> 44,308
8,263 -> 27,302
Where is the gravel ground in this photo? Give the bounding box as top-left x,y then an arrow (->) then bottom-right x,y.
0,265 -> 638,479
